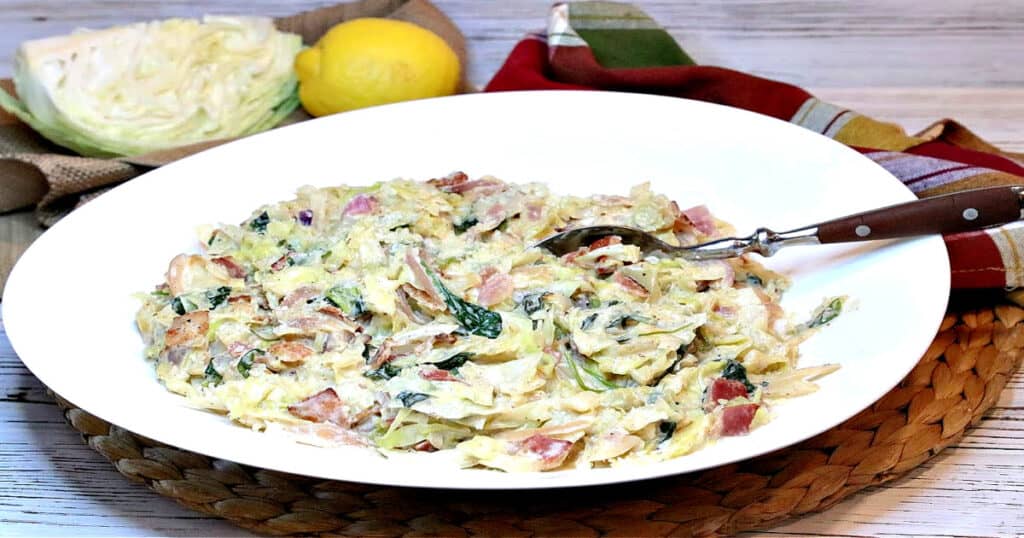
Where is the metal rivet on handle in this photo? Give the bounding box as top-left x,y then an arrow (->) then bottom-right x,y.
963,208 -> 979,221
855,225 -> 871,237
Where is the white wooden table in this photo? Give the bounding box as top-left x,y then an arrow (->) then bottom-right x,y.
2,1 -> 1023,536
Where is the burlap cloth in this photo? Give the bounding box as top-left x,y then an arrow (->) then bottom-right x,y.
0,0 -> 467,226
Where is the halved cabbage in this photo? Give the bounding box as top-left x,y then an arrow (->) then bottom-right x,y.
0,16 -> 302,157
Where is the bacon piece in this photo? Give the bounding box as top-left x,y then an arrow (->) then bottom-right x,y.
520,435 -> 573,468
369,340 -> 398,369
477,268 -> 513,307
720,261 -> 736,288
613,271 -> 649,298
343,194 -> 378,216
500,419 -> 592,442
369,325 -> 459,369
678,204 -> 717,236
714,304 -> 737,318
752,287 -> 784,327
271,253 -> 290,272
721,404 -> 759,436
427,171 -> 469,192
164,311 -> 209,347
448,178 -> 504,195
282,422 -> 369,447
433,333 -> 458,346
211,256 -> 247,278
479,266 -> 499,281
268,341 -> 314,367
706,377 -> 749,410
281,286 -> 319,307
166,254 -> 232,296
227,342 -> 250,358
561,247 -> 588,264
472,202 -> 509,232
526,202 -> 543,221
419,367 -> 460,382
413,440 -> 438,452
588,235 -> 622,251
317,304 -> 348,320
404,249 -> 443,305
396,286 -> 433,324
670,201 -> 687,233
594,258 -> 617,277
227,294 -> 252,305
286,317 -> 323,331
400,283 -> 445,312
288,388 -> 350,427
163,346 -> 188,365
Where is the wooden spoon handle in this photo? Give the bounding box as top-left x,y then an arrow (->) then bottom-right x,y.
816,186 -> 1023,244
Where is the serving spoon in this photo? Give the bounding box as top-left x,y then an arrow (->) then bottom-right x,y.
536,185 -> 1024,261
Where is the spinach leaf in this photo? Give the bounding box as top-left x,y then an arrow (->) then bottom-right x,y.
658,420 -> 676,443
171,296 -> 197,315
580,313 -> 598,330
325,285 -> 366,317
203,362 -> 223,386
151,289 -> 170,298
806,297 -> 844,329
650,357 -> 682,387
721,359 -> 756,393
397,391 -> 430,407
453,216 -> 478,234
237,349 -> 263,378
519,292 -> 549,315
605,314 -> 651,330
365,362 -> 401,380
249,211 -> 270,233
425,266 -> 502,339
434,352 -> 472,371
206,286 -> 231,310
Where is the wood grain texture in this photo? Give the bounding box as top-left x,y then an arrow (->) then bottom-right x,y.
2,0 -> 1024,536
1,0 -> 1023,88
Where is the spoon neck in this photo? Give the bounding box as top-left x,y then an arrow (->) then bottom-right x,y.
752,226 -> 821,256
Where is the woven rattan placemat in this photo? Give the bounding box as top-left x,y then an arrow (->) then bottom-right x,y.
52,298 -> 1023,536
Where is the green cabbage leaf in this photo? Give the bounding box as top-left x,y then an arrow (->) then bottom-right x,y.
0,16 -> 302,157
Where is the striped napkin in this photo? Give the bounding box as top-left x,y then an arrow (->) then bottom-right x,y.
485,1 -> 1024,289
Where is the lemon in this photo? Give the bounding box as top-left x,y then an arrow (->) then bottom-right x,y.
294,18 -> 461,117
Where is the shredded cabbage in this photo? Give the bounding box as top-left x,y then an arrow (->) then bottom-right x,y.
135,173 -> 842,472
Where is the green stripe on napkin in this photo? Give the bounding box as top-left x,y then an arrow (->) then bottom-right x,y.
567,2 -> 694,68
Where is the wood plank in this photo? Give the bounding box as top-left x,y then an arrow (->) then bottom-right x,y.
812,88 -> 1024,154
0,212 -> 43,297
2,0 -> 1024,89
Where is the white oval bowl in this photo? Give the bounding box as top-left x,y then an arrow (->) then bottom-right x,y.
4,91 -> 949,489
